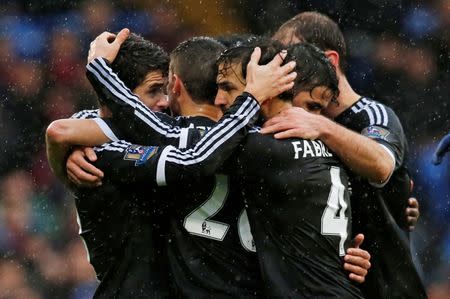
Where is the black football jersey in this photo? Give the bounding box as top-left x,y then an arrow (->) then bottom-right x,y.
232,133 -> 364,298
335,97 -> 427,299
70,110 -> 170,299
155,127 -> 364,298
92,94 -> 263,298
86,59 -> 263,298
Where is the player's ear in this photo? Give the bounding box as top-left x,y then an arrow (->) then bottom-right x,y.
172,74 -> 182,95
324,50 -> 340,69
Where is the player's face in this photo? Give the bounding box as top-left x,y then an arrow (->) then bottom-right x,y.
215,62 -> 245,112
292,86 -> 333,115
133,70 -> 169,112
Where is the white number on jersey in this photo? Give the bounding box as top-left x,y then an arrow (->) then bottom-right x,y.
183,174 -> 230,241
238,209 -> 256,252
183,174 -> 256,251
321,166 -> 349,256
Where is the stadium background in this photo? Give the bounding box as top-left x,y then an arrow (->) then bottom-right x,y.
0,0 -> 448,298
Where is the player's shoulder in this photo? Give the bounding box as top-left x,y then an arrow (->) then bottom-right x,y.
70,109 -> 100,119
342,97 -> 401,129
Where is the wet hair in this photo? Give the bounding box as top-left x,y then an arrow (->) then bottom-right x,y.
281,42 -> 339,102
217,37 -> 339,102
216,33 -> 259,48
274,11 -> 348,74
217,37 -> 283,84
170,36 -> 225,105
111,33 -> 169,90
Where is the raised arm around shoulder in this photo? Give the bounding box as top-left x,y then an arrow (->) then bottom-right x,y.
319,117 -> 394,184
261,107 -> 394,184
46,118 -> 111,183
46,118 -> 111,146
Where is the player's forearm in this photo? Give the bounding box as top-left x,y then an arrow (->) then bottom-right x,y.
86,58 -> 180,145
159,93 -> 260,186
45,123 -> 76,185
320,118 -> 393,184
86,58 -> 133,116
45,133 -> 71,183
46,119 -> 110,147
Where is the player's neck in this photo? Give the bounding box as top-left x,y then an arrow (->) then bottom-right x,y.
180,101 -> 222,122
264,99 -> 292,120
325,74 -> 360,119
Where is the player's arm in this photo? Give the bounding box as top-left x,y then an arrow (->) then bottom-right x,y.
86,30 -> 183,145
86,57 -> 184,145
87,92 -> 261,187
67,93 -> 260,188
261,107 -> 395,185
157,48 -> 296,185
45,118 -> 110,184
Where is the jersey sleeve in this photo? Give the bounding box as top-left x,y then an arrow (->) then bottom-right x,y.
360,105 -> 407,185
94,93 -> 260,187
86,57 -> 184,146
93,140 -> 161,185
70,109 -> 100,119
157,93 -> 260,186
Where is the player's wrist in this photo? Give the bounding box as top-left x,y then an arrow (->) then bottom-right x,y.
241,91 -> 261,106
88,57 -> 112,66
318,116 -> 334,141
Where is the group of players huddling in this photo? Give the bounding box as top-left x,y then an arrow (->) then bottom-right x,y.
46,11 -> 427,299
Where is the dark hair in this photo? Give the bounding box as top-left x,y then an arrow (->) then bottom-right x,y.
215,33 -> 259,48
217,37 -> 284,82
111,33 -> 169,90
281,42 -> 339,102
274,11 -> 348,73
217,38 -> 339,102
170,36 -> 225,105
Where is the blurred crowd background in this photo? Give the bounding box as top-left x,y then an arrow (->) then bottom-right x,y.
0,0 -> 449,298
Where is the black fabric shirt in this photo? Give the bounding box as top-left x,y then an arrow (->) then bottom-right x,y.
70,109 -> 171,299
92,95 -> 263,298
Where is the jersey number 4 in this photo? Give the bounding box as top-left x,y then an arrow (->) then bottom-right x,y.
183,175 -> 256,252
321,166 -> 349,256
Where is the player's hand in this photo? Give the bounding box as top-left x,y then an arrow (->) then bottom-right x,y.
66,147 -> 104,188
261,106 -> 326,140
432,132 -> 450,165
344,234 -> 371,284
88,28 -> 130,63
243,47 -> 296,104
406,197 -> 420,231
